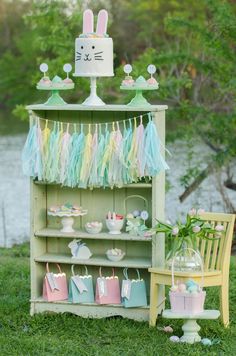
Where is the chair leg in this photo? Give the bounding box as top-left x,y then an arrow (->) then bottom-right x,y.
149,273 -> 158,327
220,279 -> 229,327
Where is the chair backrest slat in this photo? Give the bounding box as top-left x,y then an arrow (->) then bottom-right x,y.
200,239 -> 206,261
210,237 -> 219,270
196,213 -> 235,272
205,239 -> 213,271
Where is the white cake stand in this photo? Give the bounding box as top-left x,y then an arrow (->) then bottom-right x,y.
82,77 -> 105,106
162,309 -> 220,344
48,210 -> 88,233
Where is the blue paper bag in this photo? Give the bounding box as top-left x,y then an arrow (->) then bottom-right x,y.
121,268 -> 147,308
68,265 -> 94,303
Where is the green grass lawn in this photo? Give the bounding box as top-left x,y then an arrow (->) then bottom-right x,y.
0,243 -> 235,356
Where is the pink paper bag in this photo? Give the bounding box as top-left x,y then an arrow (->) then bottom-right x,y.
95,267 -> 121,305
43,263 -> 68,302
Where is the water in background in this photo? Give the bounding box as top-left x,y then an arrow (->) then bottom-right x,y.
0,134 -> 235,247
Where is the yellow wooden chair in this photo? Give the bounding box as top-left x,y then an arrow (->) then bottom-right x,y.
149,212 -> 235,327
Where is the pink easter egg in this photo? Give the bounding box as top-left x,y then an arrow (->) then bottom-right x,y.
178,283 -> 186,292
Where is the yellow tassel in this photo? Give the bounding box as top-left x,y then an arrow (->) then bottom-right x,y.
80,129 -> 93,184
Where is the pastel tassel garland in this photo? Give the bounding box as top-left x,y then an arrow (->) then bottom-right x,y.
22,114 -> 169,188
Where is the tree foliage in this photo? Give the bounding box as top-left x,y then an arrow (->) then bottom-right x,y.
0,0 -> 235,206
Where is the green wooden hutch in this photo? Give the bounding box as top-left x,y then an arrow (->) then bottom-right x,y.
27,104 -> 167,321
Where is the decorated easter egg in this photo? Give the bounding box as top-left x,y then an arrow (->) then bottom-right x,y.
201,338 -> 212,346
126,213 -> 134,219
170,285 -> 178,292
170,336 -> 180,343
178,283 -> 186,292
186,279 -> 196,289
132,210 -> 140,218
188,285 -> 198,293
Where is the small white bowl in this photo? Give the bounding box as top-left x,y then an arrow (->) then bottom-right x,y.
85,222 -> 102,234
106,219 -> 124,235
106,251 -> 126,262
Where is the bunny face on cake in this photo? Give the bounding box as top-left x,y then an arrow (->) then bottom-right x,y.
74,9 -> 114,77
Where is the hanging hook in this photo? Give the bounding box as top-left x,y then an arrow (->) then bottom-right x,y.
80,122 -> 84,133
116,121 -> 119,131
129,118 -> 132,129
66,123 -> 69,133
140,115 -> 143,125
88,123 -> 91,134
99,123 -> 102,135
45,119 -> 48,129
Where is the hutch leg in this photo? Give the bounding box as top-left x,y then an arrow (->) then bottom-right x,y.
152,110 -> 166,311
149,273 -> 158,326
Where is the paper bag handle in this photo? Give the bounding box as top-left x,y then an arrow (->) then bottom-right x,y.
123,267 -> 140,280
71,265 -> 88,276
99,267 -> 115,278
46,262 -> 62,274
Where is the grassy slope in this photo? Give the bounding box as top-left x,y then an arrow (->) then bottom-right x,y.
0,243 -> 235,356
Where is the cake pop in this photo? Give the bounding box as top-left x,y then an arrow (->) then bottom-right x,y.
38,63 -> 51,86
63,63 -> 74,84
122,64 -> 135,86
146,64 -> 158,85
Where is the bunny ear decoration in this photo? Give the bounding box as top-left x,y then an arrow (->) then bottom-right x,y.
96,9 -> 108,36
83,9 -> 94,34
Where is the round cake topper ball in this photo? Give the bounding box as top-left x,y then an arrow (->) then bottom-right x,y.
63,63 -> 72,73
124,64 -> 132,75
147,64 -> 156,75
39,63 -> 48,73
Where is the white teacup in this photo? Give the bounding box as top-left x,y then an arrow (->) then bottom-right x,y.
106,219 -> 124,235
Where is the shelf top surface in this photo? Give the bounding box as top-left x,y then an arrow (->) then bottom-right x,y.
35,228 -> 152,242
35,253 -> 151,268
162,309 -> 220,320
26,104 -> 168,112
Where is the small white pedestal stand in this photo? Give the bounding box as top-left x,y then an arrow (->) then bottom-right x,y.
48,211 -> 87,233
82,77 -> 105,106
162,309 -> 220,344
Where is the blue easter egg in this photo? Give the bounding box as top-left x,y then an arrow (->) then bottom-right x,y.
186,279 -> 196,288
132,210 -> 140,218
188,285 -> 198,293
201,338 -> 212,346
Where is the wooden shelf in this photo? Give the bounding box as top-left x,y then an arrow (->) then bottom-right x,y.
32,297 -> 149,309
33,180 -> 152,189
27,104 -> 168,112
35,228 -> 152,242
34,253 -> 152,268
30,298 -> 150,321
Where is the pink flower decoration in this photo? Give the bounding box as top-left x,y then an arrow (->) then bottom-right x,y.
215,224 -> 224,232
197,208 -> 205,215
192,226 -> 201,233
189,208 -> 197,216
172,227 -> 179,235
144,230 -> 155,237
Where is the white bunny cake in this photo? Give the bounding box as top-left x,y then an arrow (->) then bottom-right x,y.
74,9 -> 114,77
